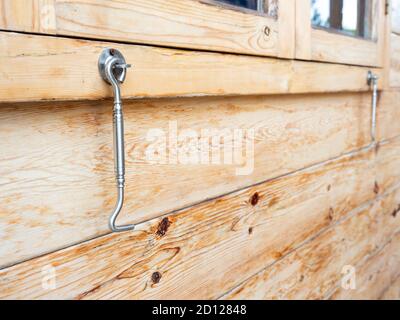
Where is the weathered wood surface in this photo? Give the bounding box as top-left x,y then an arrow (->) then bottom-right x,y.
0,0 -> 295,58
390,33 -> 400,88
294,0 -> 311,60
0,0 -> 56,33
0,32 -> 382,103
377,90 -> 400,141
380,275 -> 400,300
329,232 -> 400,300
222,188 -> 400,300
0,93 -> 374,268
376,138 -> 400,194
0,147 -> 380,299
0,0 -> 398,301
310,28 -> 383,67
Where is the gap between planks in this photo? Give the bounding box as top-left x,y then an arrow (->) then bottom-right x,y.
378,273 -> 400,299
0,27 -> 386,70
325,231 -> 400,299
0,133 -> 395,272
0,28 -> 291,62
217,181 -> 400,300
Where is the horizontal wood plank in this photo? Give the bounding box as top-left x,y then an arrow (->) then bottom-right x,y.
0,147 -> 379,299
0,0 -> 56,33
390,33 -> 400,88
311,29 -> 382,68
0,0 -> 397,301
329,232 -> 400,300
380,275 -> 400,300
377,90 -> 400,141
55,0 -> 286,57
295,0 -> 385,67
0,93 -> 373,267
0,0 -> 293,58
221,187 -> 400,300
376,137 -> 400,194
0,32 -> 382,103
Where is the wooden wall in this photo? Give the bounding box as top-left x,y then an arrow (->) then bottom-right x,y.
390,0 -> 400,88
0,0 -> 399,300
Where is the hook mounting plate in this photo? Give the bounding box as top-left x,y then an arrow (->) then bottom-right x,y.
98,48 -> 129,85
367,70 -> 378,85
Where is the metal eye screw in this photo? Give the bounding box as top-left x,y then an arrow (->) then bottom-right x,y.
98,48 -> 134,232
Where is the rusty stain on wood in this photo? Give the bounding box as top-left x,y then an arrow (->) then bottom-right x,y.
156,218 -> 171,237
0,0 -> 399,301
375,182 -> 380,195
0,92 -> 375,268
328,208 -> 334,221
250,192 -> 260,206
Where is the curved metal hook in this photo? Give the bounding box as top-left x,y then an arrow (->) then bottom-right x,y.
367,71 -> 379,145
98,48 -> 134,232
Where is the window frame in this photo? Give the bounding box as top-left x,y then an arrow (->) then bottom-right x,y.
2,0 -> 387,66
295,0 -> 386,67
0,0 -> 295,59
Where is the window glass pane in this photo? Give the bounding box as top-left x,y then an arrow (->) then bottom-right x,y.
213,0 -> 279,17
311,0 -> 376,40
215,0 -> 258,10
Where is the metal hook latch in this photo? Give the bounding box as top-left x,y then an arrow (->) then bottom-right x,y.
98,48 -> 134,232
367,71 -> 379,145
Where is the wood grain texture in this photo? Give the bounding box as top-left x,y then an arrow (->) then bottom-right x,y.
382,1 -> 392,90
0,0 -> 56,33
294,0 -> 311,60
377,90 -> 400,141
0,147 -> 379,299
0,93 -> 373,268
390,33 -> 400,88
380,275 -> 400,300
310,28 -> 383,67
0,0 -> 295,58
276,0 -> 295,58
0,32 -> 382,102
376,137 -> 400,194
329,232 -> 400,300
221,187 -> 400,300
0,0 -> 387,66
